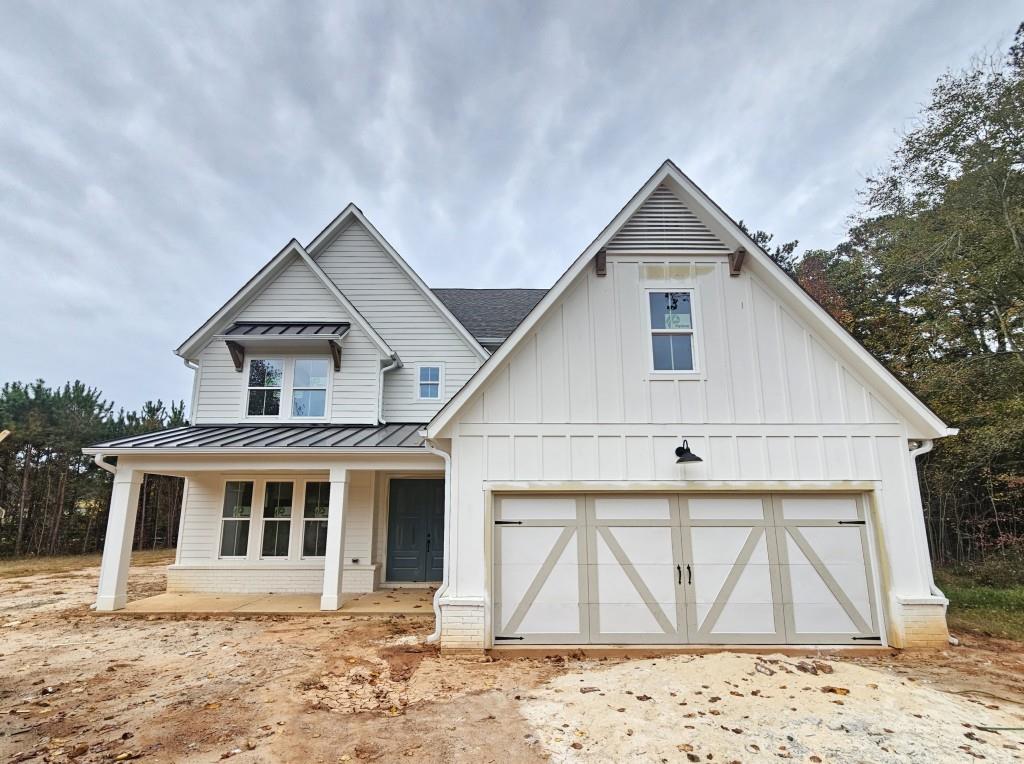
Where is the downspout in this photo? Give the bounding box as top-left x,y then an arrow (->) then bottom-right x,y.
94,453 -> 117,475
377,354 -> 402,424
423,436 -> 451,644
909,439 -> 944,599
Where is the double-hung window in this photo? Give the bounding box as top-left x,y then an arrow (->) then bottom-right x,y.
302,481 -> 330,557
649,291 -> 696,372
261,481 -> 293,558
247,359 -> 283,416
220,481 -> 253,557
292,359 -> 329,417
416,364 -> 443,400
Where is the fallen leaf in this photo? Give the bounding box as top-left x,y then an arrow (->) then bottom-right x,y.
821,686 -> 850,696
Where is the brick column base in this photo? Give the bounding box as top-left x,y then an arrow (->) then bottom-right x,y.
438,599 -> 487,652
893,596 -> 950,648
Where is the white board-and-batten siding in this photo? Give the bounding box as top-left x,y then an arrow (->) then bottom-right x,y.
456,258 -> 900,428
312,222 -> 482,421
444,254 -> 934,609
191,258 -> 381,424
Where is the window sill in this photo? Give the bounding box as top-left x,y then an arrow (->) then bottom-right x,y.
647,371 -> 704,380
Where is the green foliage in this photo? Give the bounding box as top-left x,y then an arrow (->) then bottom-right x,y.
790,24 -> 1024,566
0,380 -> 186,557
935,567 -> 1024,640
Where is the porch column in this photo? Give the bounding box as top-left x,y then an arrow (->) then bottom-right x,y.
95,467 -> 143,611
320,466 -> 349,610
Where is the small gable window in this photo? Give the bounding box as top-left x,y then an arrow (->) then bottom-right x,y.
292,359 -> 329,417
247,359 -> 283,415
649,291 -> 696,372
416,364 -> 443,400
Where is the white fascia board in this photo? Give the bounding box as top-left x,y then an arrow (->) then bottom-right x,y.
306,204 -> 489,361
176,240 -> 394,362
81,446 -> 429,456
427,159 -> 951,440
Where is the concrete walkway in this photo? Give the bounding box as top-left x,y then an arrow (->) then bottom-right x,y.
117,587 -> 436,616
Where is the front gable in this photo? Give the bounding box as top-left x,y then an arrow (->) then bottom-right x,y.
185,245 -> 387,426
428,160 -> 951,440
308,208 -> 487,421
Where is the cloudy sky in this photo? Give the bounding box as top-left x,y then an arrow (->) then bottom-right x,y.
1,1 -> 1020,413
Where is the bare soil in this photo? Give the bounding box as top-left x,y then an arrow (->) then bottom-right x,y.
1,556 -> 1023,763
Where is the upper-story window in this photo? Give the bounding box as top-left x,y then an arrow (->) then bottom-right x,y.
245,357 -> 331,419
416,364 -> 444,400
292,359 -> 329,417
247,359 -> 284,415
649,291 -> 696,372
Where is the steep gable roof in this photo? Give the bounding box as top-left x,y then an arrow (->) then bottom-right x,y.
427,160 -> 955,440
307,204 -> 488,360
432,288 -> 548,347
176,239 -> 393,361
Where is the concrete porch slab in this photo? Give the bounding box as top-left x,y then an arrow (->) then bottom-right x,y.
116,587 -> 436,617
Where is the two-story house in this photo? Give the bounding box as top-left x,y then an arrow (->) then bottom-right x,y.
86,161 -> 955,651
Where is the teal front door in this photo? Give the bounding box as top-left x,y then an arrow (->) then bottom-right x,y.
386,479 -> 444,582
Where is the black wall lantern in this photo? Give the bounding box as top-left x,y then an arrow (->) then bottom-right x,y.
675,439 -> 703,464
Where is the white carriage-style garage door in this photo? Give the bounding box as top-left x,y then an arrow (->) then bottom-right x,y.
492,493 -> 881,646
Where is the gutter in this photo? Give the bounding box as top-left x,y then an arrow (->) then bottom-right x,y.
94,453 -> 117,474
422,436 -> 452,643
377,354 -> 402,424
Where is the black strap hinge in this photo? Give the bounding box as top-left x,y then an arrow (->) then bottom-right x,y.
838,520 -> 866,525
494,520 -> 523,525
494,635 -> 524,641
851,636 -> 881,641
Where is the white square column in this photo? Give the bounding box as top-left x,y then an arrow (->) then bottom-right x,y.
320,467 -> 349,610
95,468 -> 143,611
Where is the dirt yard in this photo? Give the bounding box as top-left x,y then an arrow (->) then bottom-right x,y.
1,556 -> 1023,763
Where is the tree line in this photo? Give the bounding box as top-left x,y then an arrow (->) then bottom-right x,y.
0,381 -> 186,557
763,25 -> 1024,569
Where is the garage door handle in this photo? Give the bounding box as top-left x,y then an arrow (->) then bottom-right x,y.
676,564 -> 682,585
686,564 -> 692,585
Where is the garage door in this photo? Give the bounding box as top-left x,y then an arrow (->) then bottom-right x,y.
493,493 -> 880,645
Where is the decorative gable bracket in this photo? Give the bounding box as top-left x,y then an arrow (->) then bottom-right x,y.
595,249 -> 607,276
729,247 -> 746,276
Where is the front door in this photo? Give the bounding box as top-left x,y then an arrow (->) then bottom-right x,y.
386,479 -> 444,582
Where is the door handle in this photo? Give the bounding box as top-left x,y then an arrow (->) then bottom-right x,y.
676,564 -> 682,585
686,564 -> 692,585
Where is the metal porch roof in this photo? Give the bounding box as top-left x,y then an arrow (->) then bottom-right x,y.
87,423 -> 426,451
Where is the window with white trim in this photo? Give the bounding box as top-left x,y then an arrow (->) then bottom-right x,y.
261,481 -> 293,557
302,481 -> 330,557
292,359 -> 329,417
649,291 -> 696,371
247,359 -> 283,416
219,481 -> 253,557
416,364 -> 443,400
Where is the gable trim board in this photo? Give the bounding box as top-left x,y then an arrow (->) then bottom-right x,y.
177,240 -> 395,362
427,160 -> 954,441
307,204 -> 489,361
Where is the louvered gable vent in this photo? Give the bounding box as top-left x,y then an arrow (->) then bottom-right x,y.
606,184 -> 729,252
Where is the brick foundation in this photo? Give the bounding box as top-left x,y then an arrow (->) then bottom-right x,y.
438,599 -> 487,651
892,596 -> 950,648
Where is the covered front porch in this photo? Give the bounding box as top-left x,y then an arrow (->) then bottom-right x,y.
87,424 -> 448,615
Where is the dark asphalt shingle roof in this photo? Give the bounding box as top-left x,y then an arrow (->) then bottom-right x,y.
87,423 -> 425,450
222,322 -> 350,336
433,288 -> 547,346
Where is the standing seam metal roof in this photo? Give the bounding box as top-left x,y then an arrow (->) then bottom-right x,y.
87,423 -> 426,450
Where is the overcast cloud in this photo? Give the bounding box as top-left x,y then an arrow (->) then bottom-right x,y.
0,1 -> 1020,412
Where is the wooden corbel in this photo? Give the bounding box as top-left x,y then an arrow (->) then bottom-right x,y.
729,247 -> 746,276
595,248 -> 607,276
328,339 -> 343,371
225,340 -> 245,372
